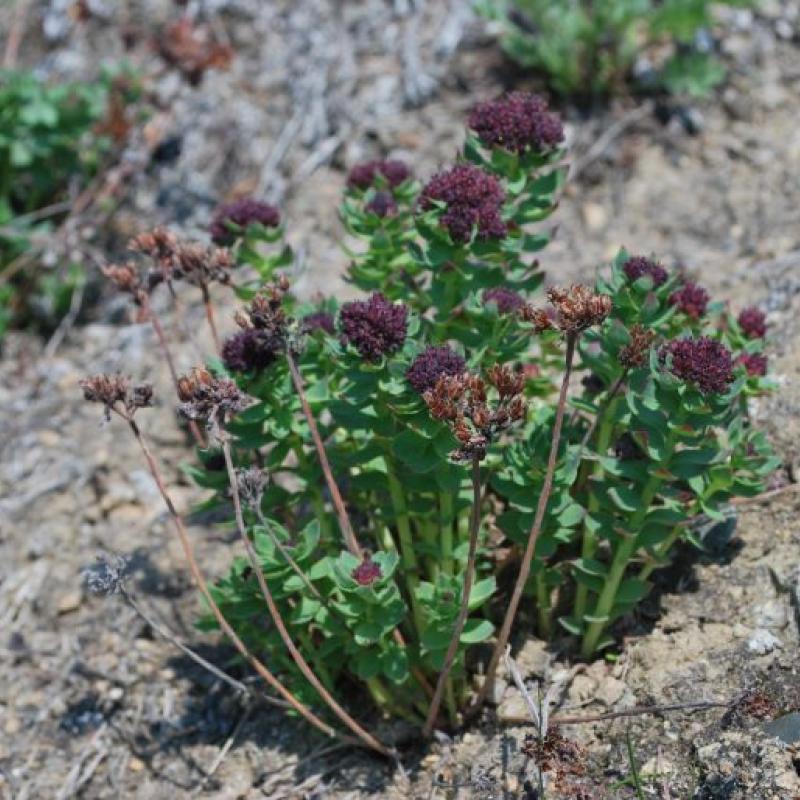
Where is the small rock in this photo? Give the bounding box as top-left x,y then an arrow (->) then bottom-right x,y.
129,758 -> 145,772
595,675 -> 626,707
747,629 -> 782,655
763,712 -> 800,744
497,694 -> 531,723
513,638 -> 550,678
57,590 -> 83,615
581,202 -> 607,232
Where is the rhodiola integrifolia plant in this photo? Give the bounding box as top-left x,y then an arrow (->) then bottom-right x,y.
84,93 -> 776,752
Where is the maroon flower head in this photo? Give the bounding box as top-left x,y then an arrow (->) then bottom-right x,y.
300,311 -> 335,335
347,159 -> 411,191
737,352 -> 768,377
406,345 -> 466,394
468,92 -> 564,155
669,281 -> 710,319
352,557 -> 382,586
623,256 -> 668,287
420,164 -> 506,243
222,328 -> 281,373
339,292 -> 408,361
483,286 -> 525,314
210,198 -> 280,244
365,190 -> 398,218
738,307 -> 767,339
659,337 -> 734,394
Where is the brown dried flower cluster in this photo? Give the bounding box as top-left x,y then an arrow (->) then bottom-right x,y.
102,263 -> 146,304
128,227 -> 234,290
423,365 -> 526,461
522,284 -> 612,334
619,323 -> 656,368
235,276 -> 290,338
80,374 -> 153,420
155,17 -> 234,86
176,367 -> 248,424
521,729 -> 587,789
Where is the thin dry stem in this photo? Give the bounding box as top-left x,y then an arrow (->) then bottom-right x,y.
201,283 -> 221,354
469,332 -> 579,716
286,349 -> 361,556
423,455 -> 482,736
221,439 -> 393,758
119,410 -> 356,747
142,295 -> 206,448
285,349 -> 433,699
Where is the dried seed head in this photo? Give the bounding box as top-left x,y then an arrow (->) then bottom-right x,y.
619,324 -> 656,368
80,374 -> 153,419
738,307 -> 767,339
423,365 -> 526,461
659,337 -> 735,394
176,367 -> 249,421
519,304 -> 555,333
622,256 -> 668,287
210,197 -> 281,245
102,262 -> 144,299
419,163 -> 507,243
339,292 -> 408,362
548,285 -> 613,332
406,345 -> 466,394
669,281 -> 709,319
347,159 -> 411,191
351,557 -> 383,586
468,92 -> 564,155
237,466 -> 268,510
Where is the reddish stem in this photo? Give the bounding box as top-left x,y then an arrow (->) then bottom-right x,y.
201,283 -> 221,354
221,440 -> 393,758
468,332 -> 578,717
121,412 -> 355,747
143,295 -> 206,448
286,350 -> 360,556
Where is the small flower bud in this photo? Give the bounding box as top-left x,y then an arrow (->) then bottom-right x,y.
738,307 -> 767,339
669,281 -> 709,319
351,557 -> 383,586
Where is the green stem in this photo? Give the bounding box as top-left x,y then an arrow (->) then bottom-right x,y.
574,395 -> 620,624
534,570 -> 552,639
580,427 -> 682,658
384,457 -> 425,636
440,491 -> 454,576
637,524 -> 684,583
297,629 -> 335,690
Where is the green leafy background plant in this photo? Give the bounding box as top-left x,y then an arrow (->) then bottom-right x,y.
476,0 -> 756,97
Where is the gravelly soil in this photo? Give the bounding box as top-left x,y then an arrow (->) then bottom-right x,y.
2,1 -> 800,798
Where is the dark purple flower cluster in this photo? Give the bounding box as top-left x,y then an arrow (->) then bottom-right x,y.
210,198 -> 280,244
483,286 -> 525,314
659,337 -> 734,394
420,164 -> 506,243
669,281 -> 709,319
300,311 -> 335,335
738,307 -> 767,339
365,190 -> 398,218
352,557 -> 382,586
347,159 -> 411,191
339,292 -> 408,361
623,256 -> 668,287
406,345 -> 466,394
222,328 -> 281,373
737,352 -> 768,377
468,92 -> 564,155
